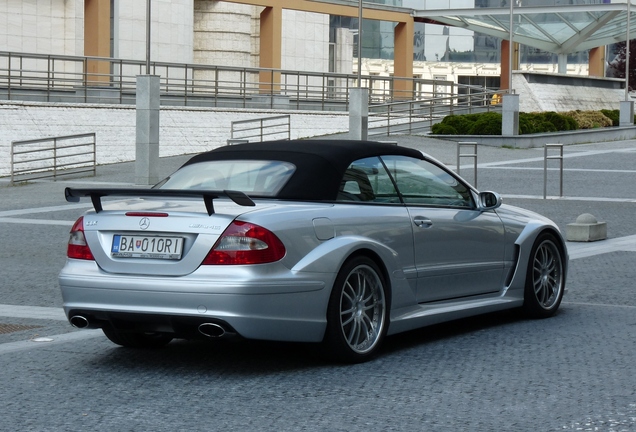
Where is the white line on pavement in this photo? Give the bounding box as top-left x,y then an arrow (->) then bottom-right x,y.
454,147 -> 636,170
502,194 -> 636,203
481,167 -> 636,173
0,203 -> 91,218
0,217 -> 75,226
567,234 -> 636,260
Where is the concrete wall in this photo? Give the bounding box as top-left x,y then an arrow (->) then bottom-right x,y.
0,0 -> 83,56
281,10 -> 329,72
514,72 -> 627,112
0,102 -> 349,178
115,0 -> 194,63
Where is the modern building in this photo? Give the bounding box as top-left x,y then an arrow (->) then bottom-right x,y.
0,0 -> 627,97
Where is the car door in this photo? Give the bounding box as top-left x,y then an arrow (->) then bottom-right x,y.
380,155 -> 506,303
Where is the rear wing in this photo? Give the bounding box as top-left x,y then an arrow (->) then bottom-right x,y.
64,187 -> 255,216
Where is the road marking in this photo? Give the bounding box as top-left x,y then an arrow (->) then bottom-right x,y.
567,234 -> 636,260
0,330 -> 102,355
0,203 -> 91,217
502,194 -> 636,203
481,166 -> 636,173
0,217 -> 75,226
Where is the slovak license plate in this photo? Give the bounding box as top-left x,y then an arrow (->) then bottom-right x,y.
111,235 -> 184,260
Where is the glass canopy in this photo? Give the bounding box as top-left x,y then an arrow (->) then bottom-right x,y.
412,2 -> 634,54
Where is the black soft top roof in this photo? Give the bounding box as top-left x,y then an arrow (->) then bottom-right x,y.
182,140 -> 425,200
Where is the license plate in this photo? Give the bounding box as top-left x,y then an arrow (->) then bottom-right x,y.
111,235 -> 184,260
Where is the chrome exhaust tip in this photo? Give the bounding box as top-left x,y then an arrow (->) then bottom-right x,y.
198,322 -> 226,338
70,315 -> 89,329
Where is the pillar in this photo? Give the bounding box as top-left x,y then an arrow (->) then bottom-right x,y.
558,53 -> 567,74
259,6 -> 282,94
84,0 -> 111,85
502,93 -> 519,136
500,40 -> 519,90
589,46 -> 605,77
393,20 -> 414,99
349,88 -> 369,140
136,75 -> 160,185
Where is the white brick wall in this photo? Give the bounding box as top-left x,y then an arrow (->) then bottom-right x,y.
0,102 -> 349,177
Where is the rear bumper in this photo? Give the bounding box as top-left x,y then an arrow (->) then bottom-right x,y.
59,260 -> 332,343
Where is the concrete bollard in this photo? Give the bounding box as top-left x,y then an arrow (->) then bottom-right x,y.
566,213 -> 607,242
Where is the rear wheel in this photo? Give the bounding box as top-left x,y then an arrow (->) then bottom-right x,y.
324,256 -> 388,363
523,233 -> 565,318
102,326 -> 173,349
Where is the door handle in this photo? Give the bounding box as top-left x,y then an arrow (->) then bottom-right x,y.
413,216 -> 433,228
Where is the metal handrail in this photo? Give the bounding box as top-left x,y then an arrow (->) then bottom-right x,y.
230,115 -> 291,142
10,133 -> 96,185
0,51 -> 497,112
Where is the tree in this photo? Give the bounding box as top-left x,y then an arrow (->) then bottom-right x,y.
607,40 -> 636,90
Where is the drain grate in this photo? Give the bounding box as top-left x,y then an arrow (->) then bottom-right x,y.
0,323 -> 43,335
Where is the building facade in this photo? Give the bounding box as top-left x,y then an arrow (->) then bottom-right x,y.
0,0 -> 609,92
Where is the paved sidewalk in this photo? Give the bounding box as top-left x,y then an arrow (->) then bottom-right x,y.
1,135 -> 636,431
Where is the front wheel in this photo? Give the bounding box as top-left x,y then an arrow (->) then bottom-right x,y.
102,326 -> 173,349
324,256 -> 388,363
523,233 -> 565,318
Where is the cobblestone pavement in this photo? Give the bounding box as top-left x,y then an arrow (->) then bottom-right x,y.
0,136 -> 635,431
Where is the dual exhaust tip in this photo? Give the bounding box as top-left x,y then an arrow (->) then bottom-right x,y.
70,315 -> 89,329
70,315 -> 229,338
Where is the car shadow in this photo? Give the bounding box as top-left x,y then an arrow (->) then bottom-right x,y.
84,309 -> 531,374
380,308 -> 526,355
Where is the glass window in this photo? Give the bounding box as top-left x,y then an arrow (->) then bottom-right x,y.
337,157 -> 400,203
156,160 -> 295,197
380,156 -> 474,208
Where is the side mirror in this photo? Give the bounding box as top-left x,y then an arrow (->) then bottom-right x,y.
478,191 -> 502,211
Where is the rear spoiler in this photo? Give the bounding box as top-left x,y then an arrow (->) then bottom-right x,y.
64,187 -> 255,216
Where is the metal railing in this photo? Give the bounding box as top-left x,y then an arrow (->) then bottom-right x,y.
10,133 -> 96,184
368,88 -> 502,136
456,141 -> 478,187
0,51 -> 500,116
230,115 -> 291,143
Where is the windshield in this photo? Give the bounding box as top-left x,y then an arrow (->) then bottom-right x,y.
156,160 -> 296,197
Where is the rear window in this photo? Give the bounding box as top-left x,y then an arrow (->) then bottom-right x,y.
156,160 -> 296,197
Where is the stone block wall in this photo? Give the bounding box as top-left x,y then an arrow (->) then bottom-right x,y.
0,102 -> 349,177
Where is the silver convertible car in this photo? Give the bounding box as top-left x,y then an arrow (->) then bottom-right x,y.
60,140 -> 567,363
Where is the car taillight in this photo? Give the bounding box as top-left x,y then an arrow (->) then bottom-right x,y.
202,221 -> 285,265
67,216 -> 95,260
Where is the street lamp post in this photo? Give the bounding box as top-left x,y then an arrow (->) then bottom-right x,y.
349,0 -> 368,140
146,0 -> 151,75
136,0 -> 160,185
357,0 -> 362,88
626,0 -> 631,101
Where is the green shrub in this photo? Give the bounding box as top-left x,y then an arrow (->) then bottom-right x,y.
541,111 -> 576,131
439,115 -> 473,134
467,112 -> 502,135
600,109 -> 620,126
519,113 -> 540,134
431,123 -> 458,135
431,109 -> 608,136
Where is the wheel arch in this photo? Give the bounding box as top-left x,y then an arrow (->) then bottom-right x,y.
508,224 -> 569,294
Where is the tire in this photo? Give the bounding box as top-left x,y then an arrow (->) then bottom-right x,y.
102,326 -> 173,349
522,233 -> 565,318
324,256 -> 388,363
